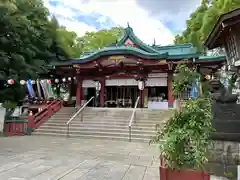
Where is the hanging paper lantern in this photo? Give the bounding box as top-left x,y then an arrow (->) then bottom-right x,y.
54,79 -> 59,83
62,78 -> 66,82
20,80 -> 26,85
7,79 -> 14,85
138,81 -> 144,90
205,75 -> 211,80
73,77 -> 76,80
68,77 -> 71,81
31,80 -> 36,84
47,79 -> 51,84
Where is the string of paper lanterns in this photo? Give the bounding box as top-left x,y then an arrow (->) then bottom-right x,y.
54,77 -> 76,83
7,77 -> 76,85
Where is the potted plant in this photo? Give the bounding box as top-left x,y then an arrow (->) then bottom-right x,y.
150,64 -> 213,180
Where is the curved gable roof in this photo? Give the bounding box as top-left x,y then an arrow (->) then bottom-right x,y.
116,26 -> 159,53
71,46 -> 168,64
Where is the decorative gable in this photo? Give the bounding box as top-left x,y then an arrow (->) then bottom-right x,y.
117,26 -> 157,53
124,39 -> 137,48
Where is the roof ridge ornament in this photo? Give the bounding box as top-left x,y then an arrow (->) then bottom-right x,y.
127,22 -> 130,27
153,38 -> 156,46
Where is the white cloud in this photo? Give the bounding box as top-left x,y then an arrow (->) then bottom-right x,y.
43,0 -> 97,36
44,0 -> 174,45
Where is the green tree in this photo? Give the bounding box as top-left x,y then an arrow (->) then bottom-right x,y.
56,27 -> 83,58
79,27 -> 123,52
0,0 -> 68,103
174,0 -> 240,52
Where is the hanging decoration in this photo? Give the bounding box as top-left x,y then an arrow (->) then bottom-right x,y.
138,80 -> 144,90
20,80 -> 26,85
205,75 -> 211,80
7,79 -> 14,85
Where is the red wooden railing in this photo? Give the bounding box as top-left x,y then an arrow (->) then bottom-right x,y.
4,120 -> 27,136
27,100 -> 62,133
4,100 -> 62,136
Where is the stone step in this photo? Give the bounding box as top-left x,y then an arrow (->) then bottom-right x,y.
49,116 -> 166,122
33,107 -> 173,142
40,123 -> 156,130
45,120 -> 163,126
32,132 -> 151,142
34,129 -> 155,139
41,122 -> 158,128
38,125 -> 156,133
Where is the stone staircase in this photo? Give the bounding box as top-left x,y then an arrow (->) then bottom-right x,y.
33,107 -> 173,142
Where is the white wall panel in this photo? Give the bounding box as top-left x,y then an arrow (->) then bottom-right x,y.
106,79 -> 138,86
82,80 -> 95,87
146,78 -> 167,86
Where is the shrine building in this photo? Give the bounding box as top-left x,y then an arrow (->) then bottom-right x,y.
48,25 -> 226,109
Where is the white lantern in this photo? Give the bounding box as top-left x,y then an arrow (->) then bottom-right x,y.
68,77 -> 71,81
73,77 -> 76,80
95,81 -> 101,91
205,75 -> 211,80
54,79 -> 59,83
31,80 -> 36,84
62,78 -> 66,82
7,79 -> 14,85
138,81 -> 144,90
20,80 -> 26,85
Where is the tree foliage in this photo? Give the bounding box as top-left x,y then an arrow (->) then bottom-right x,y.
78,27 -> 123,53
56,27 -> 123,58
150,64 -> 213,170
0,0 -> 68,103
172,64 -> 200,98
174,0 -> 240,52
0,0 -> 123,103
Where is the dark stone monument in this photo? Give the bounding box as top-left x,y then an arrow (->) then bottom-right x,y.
209,79 -> 240,142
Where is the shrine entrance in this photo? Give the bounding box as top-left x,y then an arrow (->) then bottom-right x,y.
105,86 -> 139,108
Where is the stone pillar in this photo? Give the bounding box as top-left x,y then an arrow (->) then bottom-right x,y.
76,78 -> 82,107
100,78 -> 105,107
168,72 -> 174,108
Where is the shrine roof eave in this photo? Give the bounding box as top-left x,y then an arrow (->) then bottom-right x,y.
195,55 -> 226,63
204,8 -> 240,49
45,54 -> 225,69
71,46 -> 169,64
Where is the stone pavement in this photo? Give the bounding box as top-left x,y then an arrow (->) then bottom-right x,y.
0,136 -> 160,180
0,136 -> 228,180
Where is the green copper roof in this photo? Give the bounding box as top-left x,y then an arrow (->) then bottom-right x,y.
71,46 -> 168,64
152,43 -> 198,55
196,55 -> 226,62
48,25 -> 226,67
116,26 -> 159,53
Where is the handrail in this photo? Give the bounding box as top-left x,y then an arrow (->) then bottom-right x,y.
128,96 -> 140,142
66,96 -> 94,137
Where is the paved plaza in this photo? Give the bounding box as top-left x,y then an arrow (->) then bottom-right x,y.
0,136 -> 160,180
0,136 -> 228,180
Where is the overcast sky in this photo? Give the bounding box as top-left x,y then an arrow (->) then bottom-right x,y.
43,0 -> 201,45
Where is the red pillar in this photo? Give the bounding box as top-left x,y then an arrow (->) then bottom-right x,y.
76,78 -> 82,107
168,72 -> 174,108
100,79 -> 105,107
